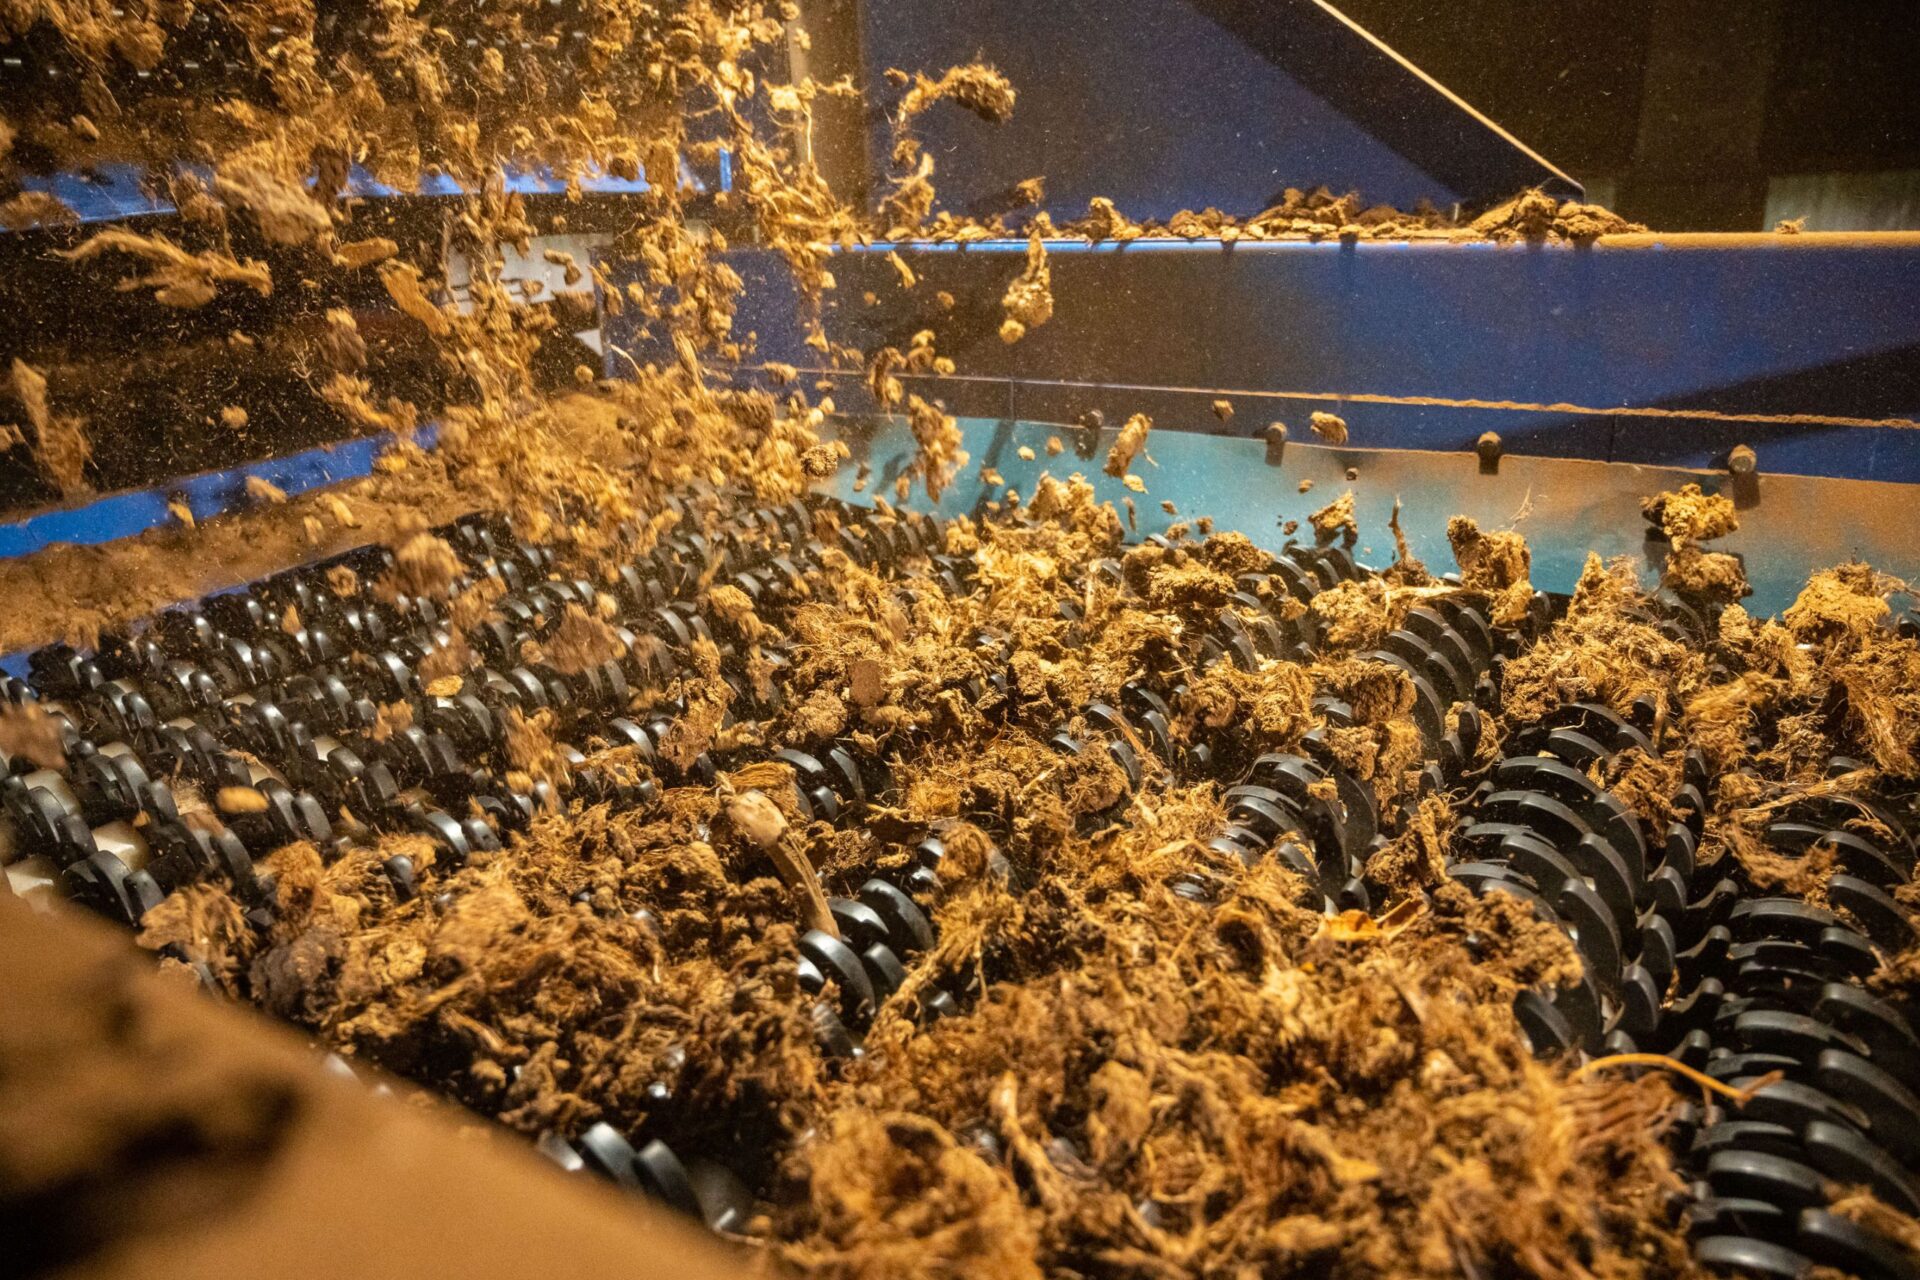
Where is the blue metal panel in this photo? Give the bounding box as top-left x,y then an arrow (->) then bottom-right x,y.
9,162 -> 661,230
0,426 -> 431,561
823,415 -> 1920,618
687,235 -> 1920,484
857,0 -> 1466,220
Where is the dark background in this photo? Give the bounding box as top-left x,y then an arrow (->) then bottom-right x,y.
800,0 -> 1920,232
1337,0 -> 1920,230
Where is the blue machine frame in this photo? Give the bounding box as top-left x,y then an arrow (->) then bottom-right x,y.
806,414 -> 1919,618
597,229 -> 1920,612
7,161 -> 676,229
643,233 -> 1920,485
7,228 -> 1918,610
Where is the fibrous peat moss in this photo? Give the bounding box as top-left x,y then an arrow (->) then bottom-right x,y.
4,9 -> 1916,1279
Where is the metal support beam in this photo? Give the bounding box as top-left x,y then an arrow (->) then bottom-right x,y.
610,233 -> 1920,484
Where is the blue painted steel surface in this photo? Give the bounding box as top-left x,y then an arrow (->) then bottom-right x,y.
856,0 -> 1465,220
8,162 -> 669,230
0,426 -> 431,561
617,236 -> 1920,484
824,415 -> 1920,618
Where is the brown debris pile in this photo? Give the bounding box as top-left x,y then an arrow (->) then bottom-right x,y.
1644,484 -> 1739,542
1041,186 -> 1643,246
784,861 -> 1686,1279
380,534 -> 462,602
73,443 -> 1917,1278
1469,190 -> 1647,243
1447,515 -> 1533,625
1446,516 -> 1530,592
1501,554 -> 1701,730
1646,483 -> 1750,604
1720,561 -> 1920,778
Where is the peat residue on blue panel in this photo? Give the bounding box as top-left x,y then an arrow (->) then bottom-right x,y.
825,416 -> 1920,618
0,425 -> 436,561
17,164 -> 173,225
755,237 -> 1920,485
7,161 -> 659,230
